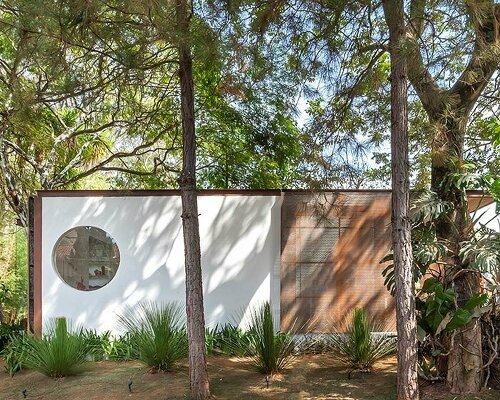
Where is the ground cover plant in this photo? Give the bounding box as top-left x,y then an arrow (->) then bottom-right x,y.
1,331 -> 29,376
80,329 -> 139,362
205,323 -> 254,356
0,322 -> 23,352
118,301 -> 188,371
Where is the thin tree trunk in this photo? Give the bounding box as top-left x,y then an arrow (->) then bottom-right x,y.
176,1 -> 211,399
383,1 -> 419,399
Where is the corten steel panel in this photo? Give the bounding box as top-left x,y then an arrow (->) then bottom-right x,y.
28,197 -> 34,332
466,194 -> 495,212
281,192 -> 395,332
33,196 -> 42,336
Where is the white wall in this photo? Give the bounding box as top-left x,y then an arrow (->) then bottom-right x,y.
41,194 -> 281,334
472,201 -> 499,231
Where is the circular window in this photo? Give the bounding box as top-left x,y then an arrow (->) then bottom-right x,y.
53,226 -> 120,291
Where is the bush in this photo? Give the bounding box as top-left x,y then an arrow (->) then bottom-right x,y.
329,308 -> 396,372
118,301 -> 187,371
79,329 -> 140,361
204,323 -> 255,356
0,323 -> 23,352
105,333 -> 140,361
23,318 -> 87,377
246,302 -> 295,375
294,333 -> 331,354
218,324 -> 254,356
1,332 -> 30,376
205,326 -> 219,355
79,329 -> 107,361
0,228 -> 28,324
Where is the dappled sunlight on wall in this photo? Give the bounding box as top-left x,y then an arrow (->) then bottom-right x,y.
41,194 -> 281,334
200,196 -> 281,330
281,192 -> 395,333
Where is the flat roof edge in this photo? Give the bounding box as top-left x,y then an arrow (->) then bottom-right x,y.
34,188 -> 494,198
35,188 -> 394,197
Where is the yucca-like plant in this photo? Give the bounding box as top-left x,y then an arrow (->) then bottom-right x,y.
118,301 -> 187,371
329,308 -> 396,372
247,302 -> 295,375
23,318 -> 87,377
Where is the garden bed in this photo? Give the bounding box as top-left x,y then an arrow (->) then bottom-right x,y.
1,354 -> 498,400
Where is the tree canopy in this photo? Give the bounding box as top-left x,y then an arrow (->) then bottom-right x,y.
0,1 -> 499,396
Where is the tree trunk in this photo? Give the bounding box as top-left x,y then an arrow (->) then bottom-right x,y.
430,117 -> 483,393
405,1 -> 500,393
383,2 -> 419,399
446,272 -> 483,393
176,1 -> 211,399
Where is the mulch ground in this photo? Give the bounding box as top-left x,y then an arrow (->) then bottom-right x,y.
0,354 -> 498,400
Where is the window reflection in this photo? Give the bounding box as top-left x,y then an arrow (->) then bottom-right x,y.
53,226 -> 120,291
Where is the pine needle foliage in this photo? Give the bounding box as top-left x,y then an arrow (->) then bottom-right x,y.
23,318 -> 87,378
329,308 -> 396,371
118,301 -> 187,371
247,302 -> 295,375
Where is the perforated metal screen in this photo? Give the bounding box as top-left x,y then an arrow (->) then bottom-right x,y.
280,192 -> 395,332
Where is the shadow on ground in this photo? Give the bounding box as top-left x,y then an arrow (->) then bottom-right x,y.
0,355 -> 498,400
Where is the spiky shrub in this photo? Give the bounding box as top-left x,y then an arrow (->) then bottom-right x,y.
118,301 -> 187,371
247,302 -> 295,375
329,308 -> 396,371
23,318 -> 87,377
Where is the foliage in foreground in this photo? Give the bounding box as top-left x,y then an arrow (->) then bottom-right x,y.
245,302 -> 295,375
1,332 -> 30,376
382,187 -> 499,381
118,301 -> 187,371
0,323 -> 24,352
0,227 -> 28,324
205,323 -> 254,356
329,308 -> 396,372
22,318 -> 87,378
80,329 -> 139,361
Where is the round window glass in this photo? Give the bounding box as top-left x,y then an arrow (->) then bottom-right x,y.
53,226 -> 120,291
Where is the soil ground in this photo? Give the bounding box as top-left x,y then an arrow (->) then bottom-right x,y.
0,354 -> 498,400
